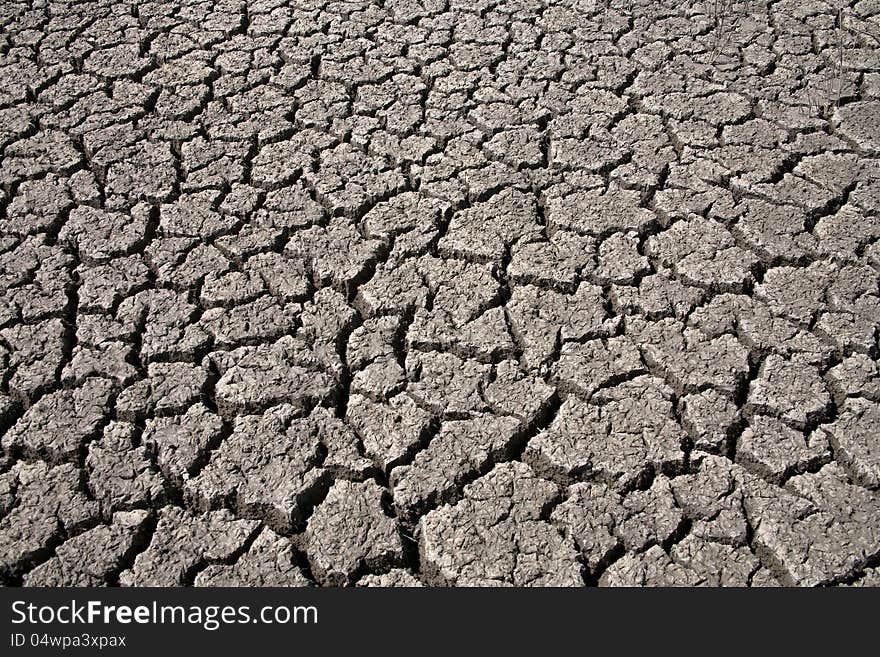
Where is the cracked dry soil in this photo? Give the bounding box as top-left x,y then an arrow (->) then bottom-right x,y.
1,0 -> 880,588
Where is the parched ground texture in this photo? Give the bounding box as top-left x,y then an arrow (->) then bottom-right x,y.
1,0 -> 880,588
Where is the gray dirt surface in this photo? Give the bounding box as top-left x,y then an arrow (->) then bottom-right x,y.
1,0 -> 879,587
